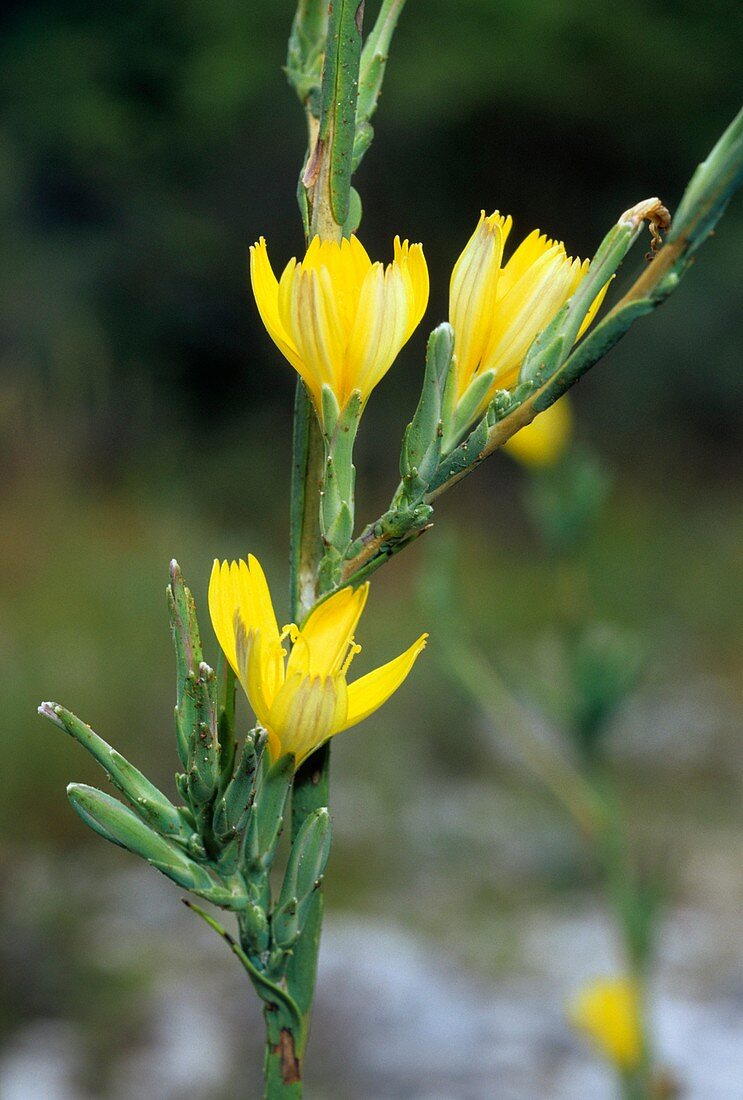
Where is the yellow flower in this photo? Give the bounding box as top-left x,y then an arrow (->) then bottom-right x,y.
448,211 -> 609,424
568,977 -> 643,1070
503,396 -> 573,468
209,555 -> 427,766
250,235 -> 429,417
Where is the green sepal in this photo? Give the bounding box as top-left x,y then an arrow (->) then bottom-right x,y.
67,783 -> 245,908
518,216 -> 641,388
273,807 -> 331,950
39,702 -> 192,844
352,121 -> 373,173
399,323 -> 453,503
430,408 -> 493,491
343,186 -> 363,237
241,901 -> 271,958
320,388 -> 362,569
320,383 -> 341,437
324,495 -> 354,552
242,752 -> 294,874
518,335 -> 565,387
212,728 -> 264,844
175,771 -> 190,806
531,299 -> 655,416
318,545 -> 344,593
443,368 -> 496,454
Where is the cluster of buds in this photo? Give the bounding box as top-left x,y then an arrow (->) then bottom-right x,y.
39,556 -> 426,1026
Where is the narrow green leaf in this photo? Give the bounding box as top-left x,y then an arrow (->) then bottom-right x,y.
67,784 -> 243,907
39,702 -> 191,843
318,0 -> 365,227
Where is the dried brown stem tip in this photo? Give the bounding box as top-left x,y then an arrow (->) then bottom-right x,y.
619,197 -> 672,257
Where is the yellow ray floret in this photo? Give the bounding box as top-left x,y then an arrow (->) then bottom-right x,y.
209,556 -> 428,766
568,977 -> 643,1070
449,211 -> 609,421
250,235 -> 429,415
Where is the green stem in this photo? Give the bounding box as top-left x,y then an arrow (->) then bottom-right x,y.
289,381 -> 325,623
619,1068 -> 651,1100
591,768 -> 655,1096
442,641 -> 601,838
284,0 -> 366,1067
263,1004 -> 304,1100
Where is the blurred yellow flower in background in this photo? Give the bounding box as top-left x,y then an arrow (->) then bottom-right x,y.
503,397 -> 573,468
568,977 -> 643,1070
209,556 -> 427,766
250,235 -> 429,419
448,211 -> 608,429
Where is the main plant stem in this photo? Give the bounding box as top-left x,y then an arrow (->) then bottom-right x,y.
263,1003 -> 304,1099
280,5 -> 365,1090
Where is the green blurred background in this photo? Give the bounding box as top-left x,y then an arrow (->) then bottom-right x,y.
1,1 -> 742,1097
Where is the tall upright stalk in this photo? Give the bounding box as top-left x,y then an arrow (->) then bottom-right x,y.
284,0 -> 366,1083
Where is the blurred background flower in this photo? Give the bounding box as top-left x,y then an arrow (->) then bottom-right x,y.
1,1 -> 742,1096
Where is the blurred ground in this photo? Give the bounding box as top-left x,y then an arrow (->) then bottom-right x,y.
1,0 -> 742,1096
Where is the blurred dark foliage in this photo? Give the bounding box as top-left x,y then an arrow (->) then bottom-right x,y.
1,0 -> 742,479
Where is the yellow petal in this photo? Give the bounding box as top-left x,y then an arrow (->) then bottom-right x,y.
495,228 -> 553,301
234,621 -> 274,725
568,978 -> 643,1069
209,559 -> 237,674
341,633 -> 428,731
208,557 -> 283,703
249,240 -> 305,377
576,271 -> 613,340
482,245 -> 576,386
346,263 -> 405,400
284,266 -> 346,401
269,673 -> 348,764
286,584 -> 369,680
394,237 -> 430,341
449,211 -> 507,396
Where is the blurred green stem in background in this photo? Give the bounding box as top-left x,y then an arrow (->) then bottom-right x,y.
421,442 -> 664,1099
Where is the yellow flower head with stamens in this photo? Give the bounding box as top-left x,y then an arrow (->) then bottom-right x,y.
503,396 -> 573,468
209,555 -> 428,766
568,978 -> 643,1070
250,235 -> 429,418
449,211 -> 609,424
